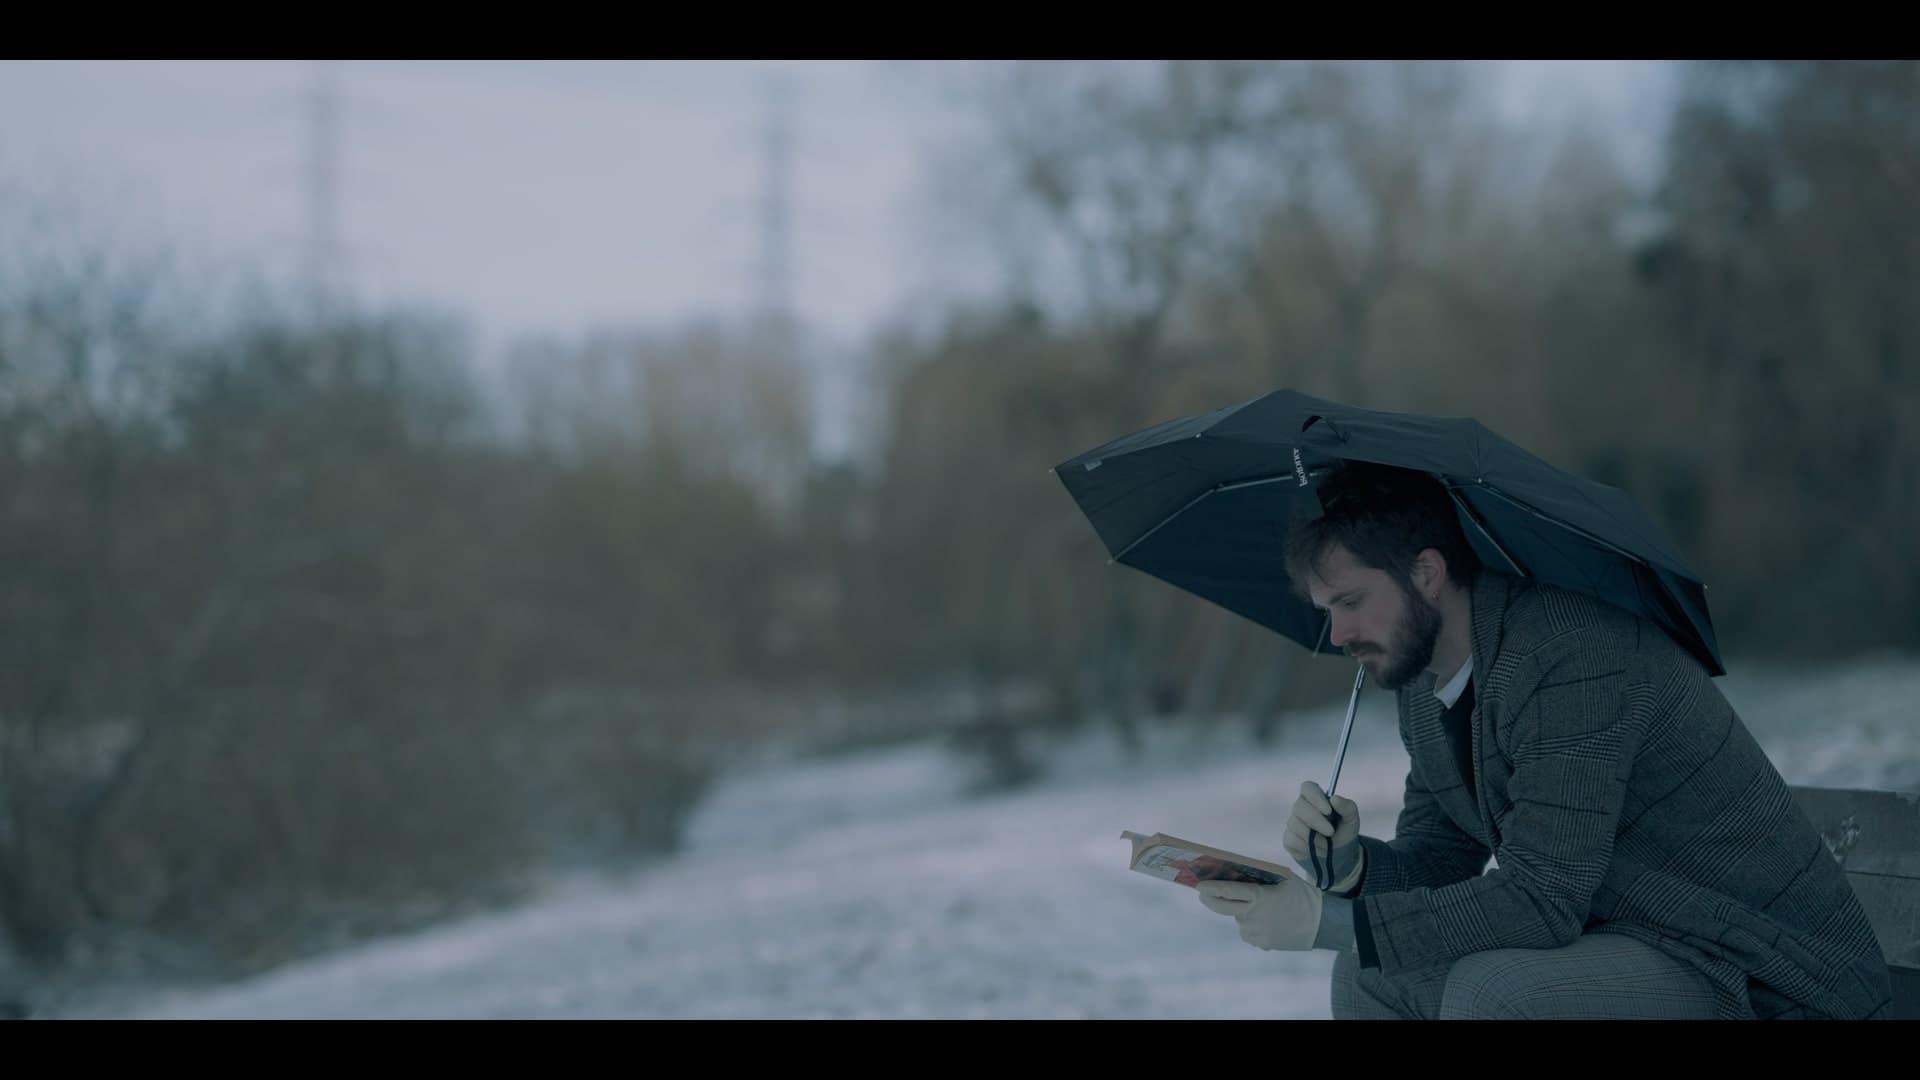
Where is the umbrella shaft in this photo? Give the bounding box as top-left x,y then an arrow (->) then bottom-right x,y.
1328,665 -> 1366,798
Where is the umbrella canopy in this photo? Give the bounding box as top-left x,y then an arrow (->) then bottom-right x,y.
1054,389 -> 1724,677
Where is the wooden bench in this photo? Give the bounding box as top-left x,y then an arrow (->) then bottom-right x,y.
1790,785 -> 1920,1019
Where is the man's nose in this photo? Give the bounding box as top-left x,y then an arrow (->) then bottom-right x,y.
1328,614 -> 1354,648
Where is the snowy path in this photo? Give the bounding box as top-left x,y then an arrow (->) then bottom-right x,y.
71,658 -> 1920,1019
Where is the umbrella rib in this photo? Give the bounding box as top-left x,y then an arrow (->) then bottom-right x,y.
1108,474 -> 1296,565
1472,483 -> 1655,570
1447,486 -> 1528,578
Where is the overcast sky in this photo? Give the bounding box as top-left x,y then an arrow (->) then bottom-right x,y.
2,62 -> 924,344
0,61 -> 1678,347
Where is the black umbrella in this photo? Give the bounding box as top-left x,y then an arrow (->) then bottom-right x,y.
1055,389 -> 1724,883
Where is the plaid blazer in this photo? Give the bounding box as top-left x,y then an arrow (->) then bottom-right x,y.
1352,571 -> 1894,1020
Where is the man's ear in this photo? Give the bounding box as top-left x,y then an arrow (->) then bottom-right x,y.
1414,548 -> 1448,598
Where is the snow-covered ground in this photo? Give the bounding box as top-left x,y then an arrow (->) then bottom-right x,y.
59,656 -> 1920,1019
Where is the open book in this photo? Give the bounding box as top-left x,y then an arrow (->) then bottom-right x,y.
1121,830 -> 1297,888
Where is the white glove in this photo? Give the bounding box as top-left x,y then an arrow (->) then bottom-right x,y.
1283,781 -> 1363,892
1196,878 -> 1324,952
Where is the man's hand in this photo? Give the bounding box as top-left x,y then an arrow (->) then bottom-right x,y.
1196,878 -> 1324,952
1284,781 -> 1362,891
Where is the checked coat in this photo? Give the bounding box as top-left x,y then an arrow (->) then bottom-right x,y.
1349,571 -> 1893,1020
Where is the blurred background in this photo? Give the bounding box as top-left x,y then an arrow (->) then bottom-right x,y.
1,59 -> 1916,1018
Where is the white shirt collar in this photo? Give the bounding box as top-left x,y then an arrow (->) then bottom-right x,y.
1435,654 -> 1474,709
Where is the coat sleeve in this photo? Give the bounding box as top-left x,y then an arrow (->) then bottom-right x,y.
1349,764 -> 1492,897
1356,633 -> 1645,976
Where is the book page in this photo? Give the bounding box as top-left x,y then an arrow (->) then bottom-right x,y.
1133,842 -> 1288,888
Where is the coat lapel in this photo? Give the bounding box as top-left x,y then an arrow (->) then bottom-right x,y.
1403,571 -> 1516,848
1403,672 -> 1485,841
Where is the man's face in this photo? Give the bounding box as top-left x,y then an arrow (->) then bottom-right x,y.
1304,542 -> 1441,690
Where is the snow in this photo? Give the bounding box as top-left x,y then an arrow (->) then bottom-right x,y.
57,656 -> 1920,1019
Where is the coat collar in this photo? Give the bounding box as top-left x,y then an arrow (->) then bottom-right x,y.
1468,569 -> 1515,682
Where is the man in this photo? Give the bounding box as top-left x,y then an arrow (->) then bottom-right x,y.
1193,461 -> 1893,1019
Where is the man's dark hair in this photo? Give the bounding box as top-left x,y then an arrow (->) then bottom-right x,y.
1283,461 -> 1483,598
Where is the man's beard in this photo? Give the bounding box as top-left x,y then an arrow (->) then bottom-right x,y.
1351,580 -> 1442,690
